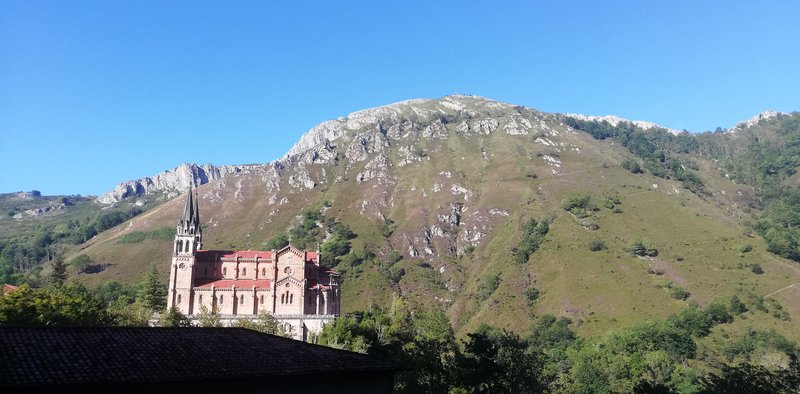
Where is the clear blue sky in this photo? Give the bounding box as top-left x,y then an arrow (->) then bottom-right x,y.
2,1 -> 798,196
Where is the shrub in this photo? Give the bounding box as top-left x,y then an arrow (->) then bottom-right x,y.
750,264 -> 764,275
729,295 -> 747,315
669,286 -> 690,300
647,266 -> 665,275
388,266 -> 405,284
580,218 -> 599,230
600,196 -> 621,209
71,254 -> 92,273
477,274 -> 501,301
588,239 -> 606,251
705,301 -> 733,324
628,240 -> 658,257
524,287 -> 540,306
561,195 -> 596,218
514,218 -> 550,264
737,243 -> 753,254
622,159 -> 642,174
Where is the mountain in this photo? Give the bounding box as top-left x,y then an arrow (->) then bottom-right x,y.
54,95 -> 799,342
96,162 -> 260,204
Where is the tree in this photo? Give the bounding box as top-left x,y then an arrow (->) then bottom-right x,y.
160,305 -> 191,327
0,284 -> 111,326
263,231 -> 290,250
729,295 -> 747,315
107,298 -> 152,326
622,159 -> 642,174
197,304 -> 222,327
456,326 -> 544,393
71,254 -> 92,273
138,265 -> 167,311
49,257 -> 68,286
233,311 -> 289,337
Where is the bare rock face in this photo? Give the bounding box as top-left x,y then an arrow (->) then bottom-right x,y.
471,118 -> 499,135
422,119 -> 449,140
564,113 -> 682,135
357,154 -> 393,184
97,163 -> 255,204
344,128 -> 390,162
504,116 -> 533,135
731,110 -> 786,131
13,204 -> 66,219
288,170 -> 315,190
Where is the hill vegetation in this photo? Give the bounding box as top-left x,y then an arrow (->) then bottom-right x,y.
1,96 -> 799,391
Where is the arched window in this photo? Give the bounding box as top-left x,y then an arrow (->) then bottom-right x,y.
260,295 -> 264,305
223,267 -> 227,276
184,241 -> 189,252
199,294 -> 203,304
262,268 -> 266,276
240,295 -> 244,305
176,240 -> 182,253
242,267 -> 246,276
177,294 -> 182,304
289,293 -> 294,304
220,295 -> 224,305
280,293 -> 285,304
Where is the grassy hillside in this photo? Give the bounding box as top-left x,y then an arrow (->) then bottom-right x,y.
57,96 -> 799,344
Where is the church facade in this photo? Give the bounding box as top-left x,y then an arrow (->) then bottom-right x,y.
166,186 -> 340,339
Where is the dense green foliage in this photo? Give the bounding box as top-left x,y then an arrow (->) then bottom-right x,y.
513,217 -> 550,264
753,190 -> 800,261
71,254 -> 92,273
563,117 -> 707,195
232,311 -> 292,337
0,195 -> 144,285
627,239 -> 659,257
566,113 -> 800,263
263,231 -> 290,250
561,195 -> 596,218
138,265 -> 167,311
0,284 -> 112,326
117,227 -> 176,244
48,257 -> 67,286
314,299 -> 798,393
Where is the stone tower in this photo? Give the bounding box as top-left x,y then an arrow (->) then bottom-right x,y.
167,184 -> 202,313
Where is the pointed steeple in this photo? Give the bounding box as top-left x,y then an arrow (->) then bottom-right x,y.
179,183 -> 196,233
175,182 -> 202,255
193,186 -> 201,235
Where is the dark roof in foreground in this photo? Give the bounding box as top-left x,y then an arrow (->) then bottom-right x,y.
0,327 -> 401,387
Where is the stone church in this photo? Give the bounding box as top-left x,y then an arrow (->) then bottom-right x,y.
166,186 -> 340,339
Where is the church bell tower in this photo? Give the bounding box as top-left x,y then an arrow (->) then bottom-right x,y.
167,183 -> 202,314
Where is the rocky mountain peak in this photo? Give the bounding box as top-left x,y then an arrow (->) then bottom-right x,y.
563,113 -> 683,135
96,162 -> 260,204
731,110 -> 786,131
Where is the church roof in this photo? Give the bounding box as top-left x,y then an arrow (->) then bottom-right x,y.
0,327 -> 402,388
1,284 -> 18,294
194,279 -> 271,290
194,249 -> 319,262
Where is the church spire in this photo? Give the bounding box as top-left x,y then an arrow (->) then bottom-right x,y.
175,183 -> 202,255
178,183 -> 201,235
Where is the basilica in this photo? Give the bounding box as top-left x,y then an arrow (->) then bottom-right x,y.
166,186 -> 340,339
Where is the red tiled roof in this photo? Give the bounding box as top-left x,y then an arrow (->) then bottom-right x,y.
307,279 -> 332,290
194,249 -> 319,262
195,250 -> 274,261
194,279 -> 271,290
1,284 -> 18,294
